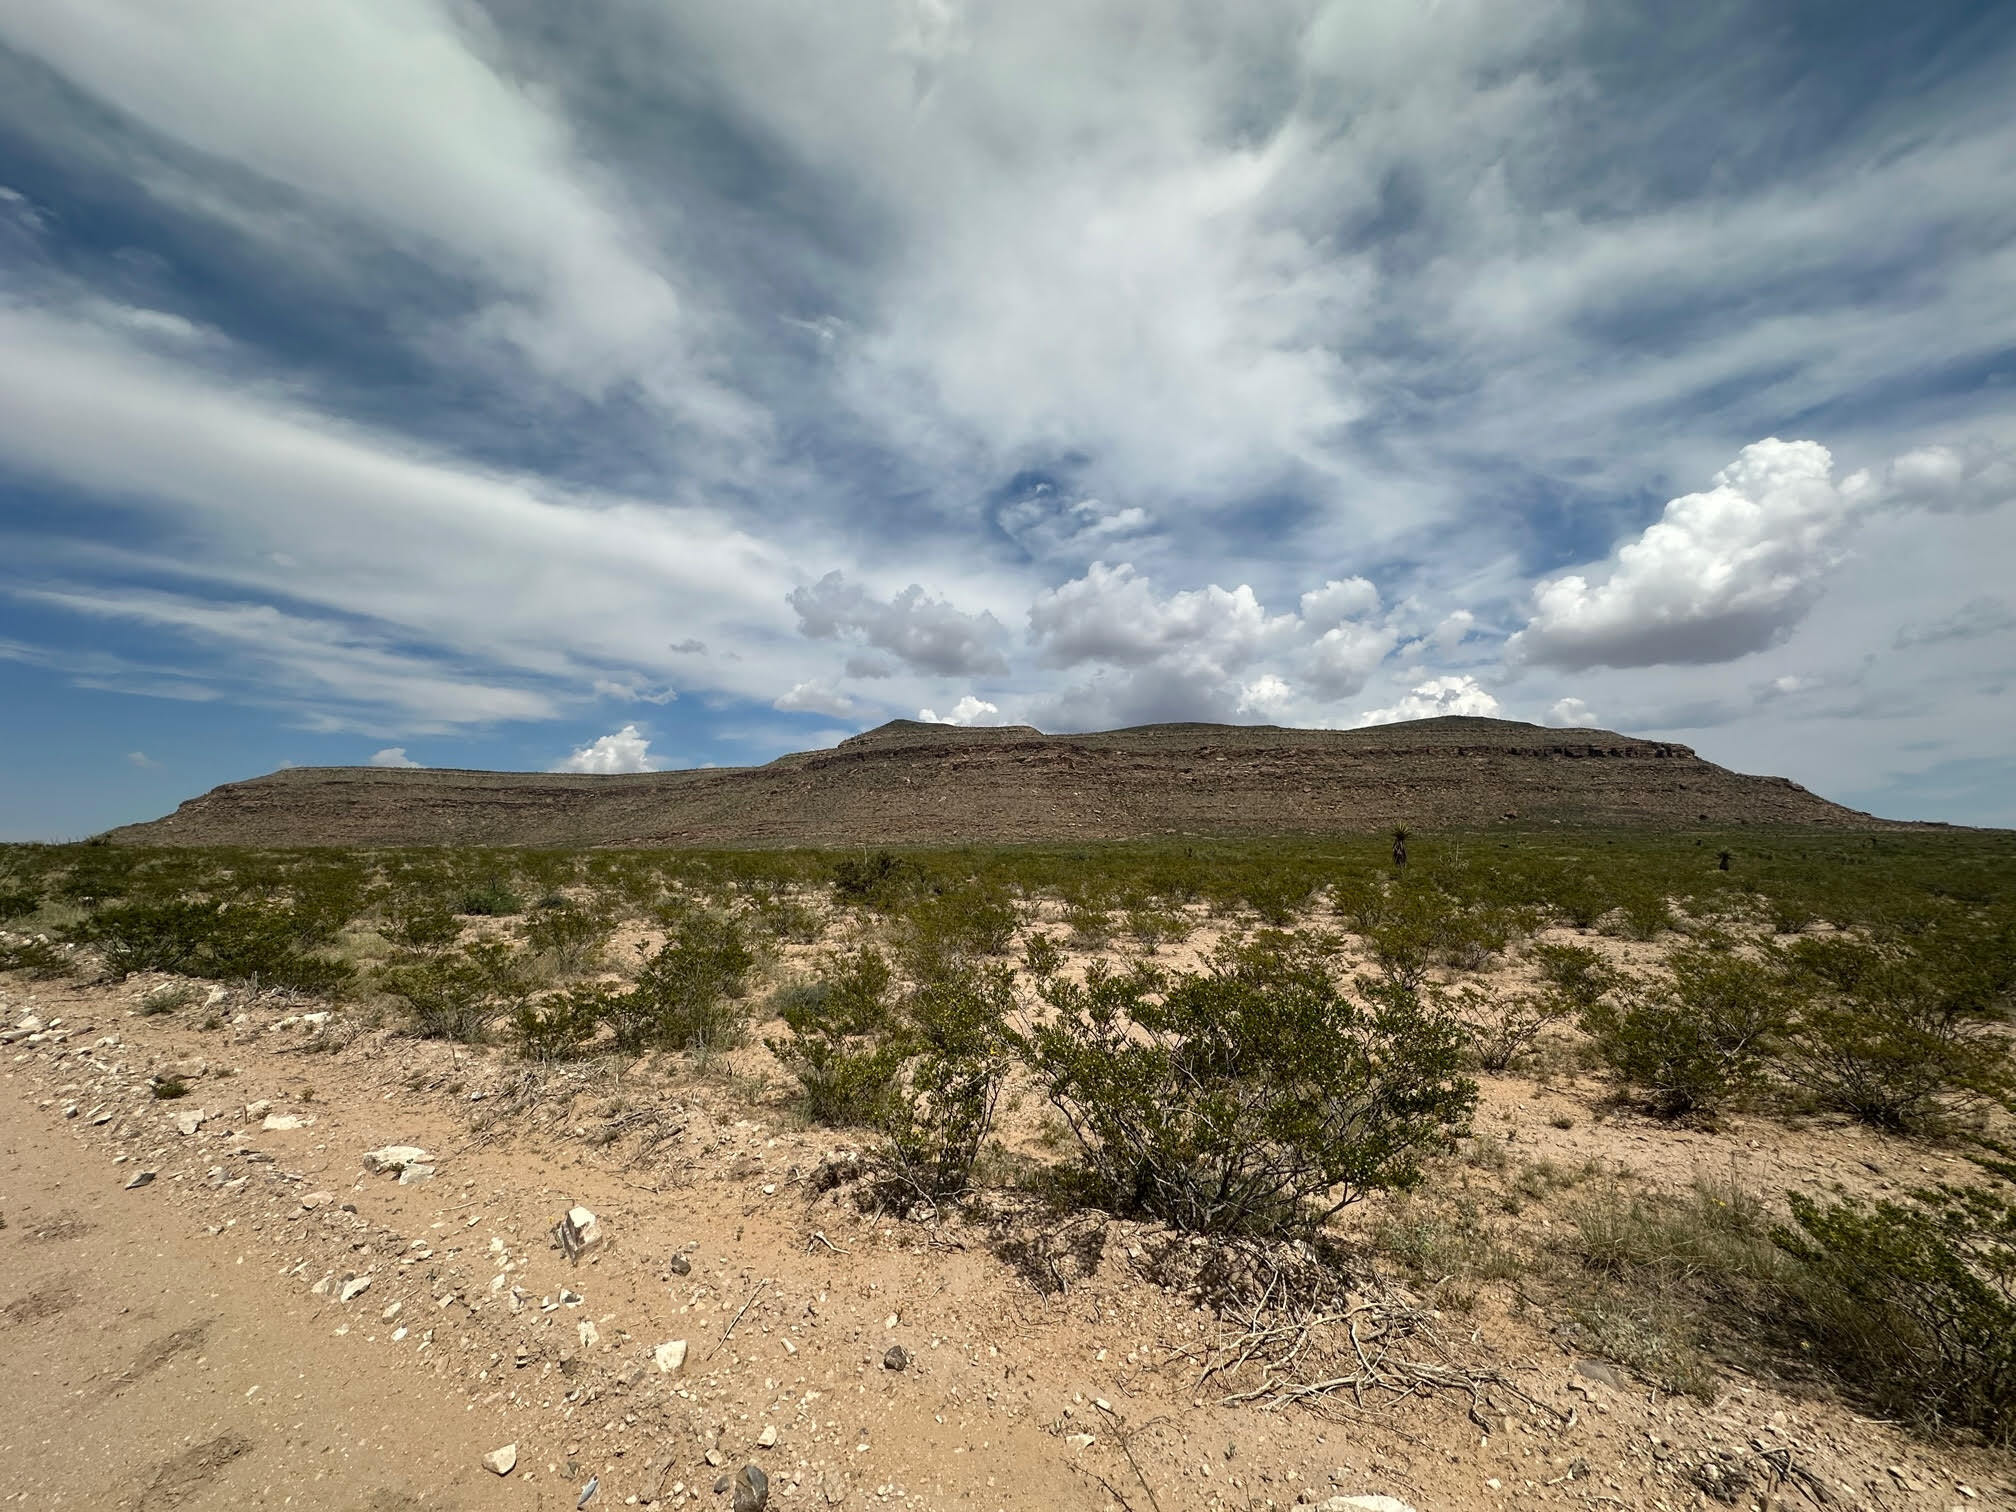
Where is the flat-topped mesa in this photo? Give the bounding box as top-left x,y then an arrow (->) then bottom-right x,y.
107,715 -> 1882,849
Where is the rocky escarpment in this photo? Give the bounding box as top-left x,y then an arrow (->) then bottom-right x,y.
105,716 -> 1893,848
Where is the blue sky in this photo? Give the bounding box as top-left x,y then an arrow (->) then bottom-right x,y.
1,0 -> 2013,839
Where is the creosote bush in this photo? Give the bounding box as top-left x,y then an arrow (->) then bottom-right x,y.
878,962 -> 1015,1201
1021,931 -> 1476,1236
768,946 -> 905,1126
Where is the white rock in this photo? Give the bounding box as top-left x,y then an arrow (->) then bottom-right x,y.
204,987 -> 229,1007
578,1320 -> 601,1349
300,1011 -> 330,1028
243,1099 -> 271,1119
653,1339 -> 689,1373
173,1107 -> 206,1136
16,1014 -> 43,1033
362,1144 -> 431,1174
482,1444 -> 517,1476
262,1113 -> 313,1131
397,1163 -> 436,1185
299,1191 -> 335,1210
556,1204 -> 603,1259
756,1425 -> 777,1448
381,1301 -> 402,1321
1320,1498 -> 1419,1512
339,1275 -> 372,1302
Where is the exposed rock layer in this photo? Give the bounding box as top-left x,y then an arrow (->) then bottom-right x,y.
105,716 -> 1895,848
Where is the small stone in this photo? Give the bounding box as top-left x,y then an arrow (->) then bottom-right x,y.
578,1320 -> 600,1349
124,1170 -> 156,1190
1571,1359 -> 1622,1389
654,1339 -> 688,1373
560,1288 -> 584,1305
732,1463 -> 769,1512
381,1301 -> 402,1321
173,1107 -> 206,1136
577,1474 -> 599,1507
555,1205 -> 603,1261
883,1345 -> 910,1372
1066,1433 -> 1095,1449
262,1113 -> 312,1131
1319,1498 -> 1419,1512
757,1425 -> 777,1448
482,1444 -> 517,1476
339,1275 -> 372,1302
397,1163 -> 436,1185
362,1144 -> 430,1174
300,1191 -> 335,1210
204,986 -> 228,1007
243,1099 -> 271,1119
705,1449 -> 725,1468
668,1254 -> 692,1277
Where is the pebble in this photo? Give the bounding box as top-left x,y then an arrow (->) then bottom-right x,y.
173,1107 -> 205,1136
732,1463 -> 768,1512
1319,1499 -> 1418,1512
578,1320 -> 600,1349
668,1254 -> 692,1277
654,1339 -> 689,1373
757,1425 -> 777,1448
124,1170 -> 156,1190
482,1444 -> 517,1476
883,1346 -> 910,1372
397,1163 -> 436,1185
339,1275 -> 372,1302
262,1113 -> 313,1131
362,1144 -> 431,1174
556,1205 -> 603,1260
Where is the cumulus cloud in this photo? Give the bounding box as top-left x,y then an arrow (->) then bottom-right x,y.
1545,697 -> 1597,728
789,572 -> 1008,676
1879,444 -> 2016,515
1355,675 -> 1501,727
1030,562 -> 1291,670
919,695 -> 1003,726
552,724 -> 662,774
1510,439 -> 1872,670
773,680 -> 858,717
368,747 -> 422,768
125,750 -> 159,769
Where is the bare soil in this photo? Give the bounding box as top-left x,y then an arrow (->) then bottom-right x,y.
4,948 -> 2009,1512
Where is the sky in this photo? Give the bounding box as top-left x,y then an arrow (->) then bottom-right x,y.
1,0 -> 2013,839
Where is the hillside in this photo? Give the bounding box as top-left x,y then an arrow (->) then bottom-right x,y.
102,716 -> 1897,848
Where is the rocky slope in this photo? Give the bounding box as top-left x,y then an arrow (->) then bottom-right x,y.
106,716 -> 1891,848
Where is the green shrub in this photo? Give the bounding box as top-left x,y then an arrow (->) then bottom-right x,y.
1582,942 -> 1792,1118
831,851 -> 921,910
1782,936 -> 2014,1130
878,962 -> 1015,1200
769,946 -> 906,1126
387,906 -> 464,950
622,913 -> 754,1052
456,879 -> 523,917
1021,932 -> 1475,1235
1775,1183 -> 2016,1444
1528,941 -> 1618,1009
511,984 -> 610,1061
1120,905 -> 1191,955
0,889 -> 39,922
375,948 -> 507,1041
1021,931 -> 1064,981
0,935 -> 70,977
905,884 -> 1018,964
518,904 -> 613,976
67,899 -> 223,977
200,906 -> 354,995
1451,983 -> 1574,1072
140,982 -> 200,1015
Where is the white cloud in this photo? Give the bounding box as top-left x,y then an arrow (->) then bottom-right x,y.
1545,696 -> 1596,727
1305,621 -> 1400,700
1894,596 -> 2016,649
789,571 -> 1008,676
1298,578 -> 1383,630
1355,675 -> 1501,727
552,724 -> 662,774
125,750 -> 159,769
1510,439 -> 1872,670
368,746 -> 422,768
1030,562 -> 1291,670
919,695 -> 1002,726
1429,610 -> 1477,651
774,680 -> 858,718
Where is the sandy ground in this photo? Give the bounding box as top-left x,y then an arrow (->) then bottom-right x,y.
2,958 -> 2011,1512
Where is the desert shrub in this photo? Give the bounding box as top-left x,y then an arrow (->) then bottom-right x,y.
387,906 -> 464,951
1021,931 -> 1065,981
1528,941 -> 1619,1009
518,903 -> 613,977
151,1074 -> 191,1100
769,946 -> 906,1126
1601,889 -> 1674,942
905,884 -> 1018,965
1020,932 -> 1476,1235
1581,942 -> 1793,1118
1120,904 -> 1192,955
831,851 -> 922,911
878,962 -> 1015,1200
456,878 -> 523,917
623,912 -> 755,1051
0,888 -> 39,922
375,946 -> 512,1041
140,981 -> 200,1015
67,899 -> 224,977
0,936 -> 71,977
1775,1183 -> 2016,1444
511,984 -> 610,1061
1062,890 -> 1113,948
1450,983 -> 1575,1072
1781,936 -> 2014,1130
199,905 -> 355,995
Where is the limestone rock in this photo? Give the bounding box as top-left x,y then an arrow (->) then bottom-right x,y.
173,1107 -> 206,1136
361,1144 -> 430,1174
1319,1498 -> 1419,1512
555,1205 -> 603,1261
654,1339 -> 688,1373
262,1113 -> 313,1131
339,1274 -> 372,1302
482,1444 -> 517,1476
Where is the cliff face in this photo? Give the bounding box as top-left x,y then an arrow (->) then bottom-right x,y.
105,716 -> 1892,848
